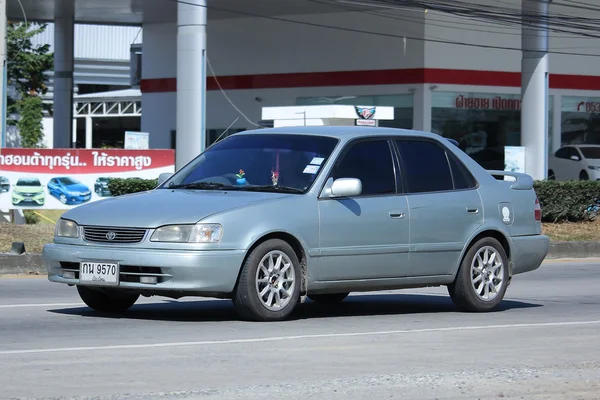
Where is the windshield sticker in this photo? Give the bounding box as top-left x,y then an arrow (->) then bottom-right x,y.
271,170 -> 279,186
310,157 -> 325,166
235,169 -> 247,185
303,165 -> 320,174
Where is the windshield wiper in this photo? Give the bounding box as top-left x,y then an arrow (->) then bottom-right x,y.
238,185 -> 304,194
168,182 -> 235,190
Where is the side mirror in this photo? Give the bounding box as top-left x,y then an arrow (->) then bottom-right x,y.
570,155 -> 580,161
322,177 -> 362,198
157,172 -> 173,187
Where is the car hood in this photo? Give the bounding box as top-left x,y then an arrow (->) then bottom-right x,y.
15,186 -> 43,193
63,188 -> 292,228
63,183 -> 89,193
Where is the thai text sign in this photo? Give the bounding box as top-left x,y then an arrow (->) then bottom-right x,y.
0,148 -> 175,210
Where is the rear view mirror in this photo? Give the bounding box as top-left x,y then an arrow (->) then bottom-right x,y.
570,155 -> 580,161
321,178 -> 362,198
157,172 -> 173,187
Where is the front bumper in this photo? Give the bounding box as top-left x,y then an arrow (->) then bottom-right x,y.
61,193 -> 92,204
12,193 -> 45,205
43,243 -> 247,295
510,234 -> 550,275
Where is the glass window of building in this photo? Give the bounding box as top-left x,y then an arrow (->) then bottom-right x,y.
296,94 -> 414,129
432,91 -> 553,171
560,96 -> 600,147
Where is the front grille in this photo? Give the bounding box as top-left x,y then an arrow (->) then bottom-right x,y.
82,226 -> 147,244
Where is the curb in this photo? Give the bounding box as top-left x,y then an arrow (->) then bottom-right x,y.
0,254 -> 46,276
1,242 -> 599,276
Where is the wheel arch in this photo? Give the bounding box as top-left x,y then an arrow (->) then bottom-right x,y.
455,228 -> 512,280
234,231 -> 309,297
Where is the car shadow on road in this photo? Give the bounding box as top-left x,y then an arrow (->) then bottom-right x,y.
47,293 -> 543,323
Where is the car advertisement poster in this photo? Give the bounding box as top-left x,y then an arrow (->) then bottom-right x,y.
0,148 -> 175,210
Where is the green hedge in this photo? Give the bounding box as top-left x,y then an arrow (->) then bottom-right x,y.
104,177 -> 600,223
107,178 -> 158,197
534,180 -> 600,223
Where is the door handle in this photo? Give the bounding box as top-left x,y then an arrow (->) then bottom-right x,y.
389,211 -> 405,219
466,206 -> 479,213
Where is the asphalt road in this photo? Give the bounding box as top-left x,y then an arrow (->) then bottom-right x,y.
1,259 -> 600,400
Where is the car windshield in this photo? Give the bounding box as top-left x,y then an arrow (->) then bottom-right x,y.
163,133 -> 339,193
17,179 -> 41,186
580,147 -> 600,159
58,177 -> 78,185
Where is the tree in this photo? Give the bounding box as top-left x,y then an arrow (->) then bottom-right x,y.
6,21 -> 54,148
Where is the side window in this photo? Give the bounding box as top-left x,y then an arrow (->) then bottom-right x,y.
555,148 -> 569,159
331,139 -> 396,196
396,140 -> 454,193
448,154 -> 477,189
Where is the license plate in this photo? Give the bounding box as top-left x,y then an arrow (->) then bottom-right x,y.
79,262 -> 119,286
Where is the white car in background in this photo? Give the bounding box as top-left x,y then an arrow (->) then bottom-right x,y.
548,144 -> 600,180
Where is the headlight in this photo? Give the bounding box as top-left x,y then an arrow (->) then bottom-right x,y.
589,165 -> 600,171
55,219 -> 79,238
150,223 -> 222,243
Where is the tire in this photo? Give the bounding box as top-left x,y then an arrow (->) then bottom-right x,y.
448,237 -> 509,312
77,285 -> 139,313
308,293 -> 349,304
580,170 -> 589,180
548,170 -> 555,180
60,194 -> 68,204
233,239 -> 301,321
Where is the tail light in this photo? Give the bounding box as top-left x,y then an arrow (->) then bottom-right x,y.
534,198 -> 542,221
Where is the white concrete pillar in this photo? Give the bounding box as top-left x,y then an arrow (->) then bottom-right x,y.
412,85 -> 432,132
72,117 -> 77,147
53,9 -> 75,149
85,116 -> 93,149
176,0 -> 207,170
521,0 -> 550,180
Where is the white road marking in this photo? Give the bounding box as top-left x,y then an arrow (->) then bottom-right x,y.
1,319 -> 599,356
0,302 -> 83,309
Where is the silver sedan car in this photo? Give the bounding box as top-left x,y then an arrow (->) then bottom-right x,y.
43,126 -> 549,321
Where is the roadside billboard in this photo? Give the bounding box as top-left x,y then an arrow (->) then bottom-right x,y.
0,148 -> 175,210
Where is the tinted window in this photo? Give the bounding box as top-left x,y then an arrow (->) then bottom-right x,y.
448,155 -> 477,189
396,140 -> 454,193
58,177 -> 78,185
555,148 -> 570,159
331,140 -> 396,196
579,147 -> 600,159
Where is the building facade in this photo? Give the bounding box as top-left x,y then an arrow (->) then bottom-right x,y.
139,6 -> 600,176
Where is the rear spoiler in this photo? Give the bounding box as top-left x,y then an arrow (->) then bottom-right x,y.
487,170 -> 534,190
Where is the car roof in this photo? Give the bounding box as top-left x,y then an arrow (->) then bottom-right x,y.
236,126 -> 444,141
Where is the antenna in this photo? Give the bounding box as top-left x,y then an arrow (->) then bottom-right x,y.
208,117 -> 240,149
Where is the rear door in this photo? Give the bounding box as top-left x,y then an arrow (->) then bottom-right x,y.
393,138 -> 483,277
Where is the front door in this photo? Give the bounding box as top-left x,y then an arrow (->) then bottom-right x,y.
318,138 -> 410,281
394,138 -> 483,277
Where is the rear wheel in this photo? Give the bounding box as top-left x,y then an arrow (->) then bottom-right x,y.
77,286 -> 139,313
548,169 -> 555,180
308,293 -> 349,304
233,239 -> 301,321
448,237 -> 508,312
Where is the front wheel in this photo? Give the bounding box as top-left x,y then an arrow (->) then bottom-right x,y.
233,239 -> 301,321
448,237 -> 508,312
77,286 -> 139,313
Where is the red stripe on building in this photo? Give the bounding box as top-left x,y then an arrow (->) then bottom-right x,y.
139,68 -> 600,93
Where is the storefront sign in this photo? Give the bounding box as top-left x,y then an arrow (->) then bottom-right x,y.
0,148 -> 175,210
455,95 -> 521,111
504,146 -> 526,173
575,100 -> 600,113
